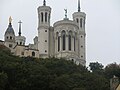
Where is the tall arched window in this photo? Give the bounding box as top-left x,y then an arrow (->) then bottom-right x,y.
41,12 -> 43,22
80,18 -> 83,28
45,12 -> 47,22
76,18 -> 79,23
58,36 -> 60,51
68,31 -> 72,51
62,31 -> 66,51
74,37 -> 75,51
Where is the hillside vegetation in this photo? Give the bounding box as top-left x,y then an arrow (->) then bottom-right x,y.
0,45 -> 120,90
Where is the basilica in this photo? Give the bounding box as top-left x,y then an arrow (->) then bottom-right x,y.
1,0 -> 86,66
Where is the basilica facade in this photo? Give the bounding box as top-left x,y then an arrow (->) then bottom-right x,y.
2,0 -> 86,66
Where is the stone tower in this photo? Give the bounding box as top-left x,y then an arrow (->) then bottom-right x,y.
38,0 -> 51,58
4,17 -> 16,50
73,0 -> 86,65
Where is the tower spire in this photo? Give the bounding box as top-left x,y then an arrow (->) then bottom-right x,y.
78,0 -> 81,12
43,0 -> 46,6
18,20 -> 22,36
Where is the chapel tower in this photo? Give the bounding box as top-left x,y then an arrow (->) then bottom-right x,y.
38,0 -> 51,58
73,0 -> 86,65
4,17 -> 16,49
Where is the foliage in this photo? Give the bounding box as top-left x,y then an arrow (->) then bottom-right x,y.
0,72 -> 8,90
0,45 -> 119,90
89,62 -> 104,73
104,63 -> 120,79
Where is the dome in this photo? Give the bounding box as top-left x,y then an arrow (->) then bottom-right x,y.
53,19 -> 79,29
5,23 -> 15,35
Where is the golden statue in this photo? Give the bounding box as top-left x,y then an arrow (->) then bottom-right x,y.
9,16 -> 12,23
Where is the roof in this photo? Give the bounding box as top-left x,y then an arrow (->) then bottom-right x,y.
53,19 -> 78,28
5,23 -> 15,35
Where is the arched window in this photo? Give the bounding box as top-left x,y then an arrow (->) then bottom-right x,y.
62,31 -> 66,51
41,12 -> 43,22
56,32 -> 58,39
20,42 -> 22,45
10,36 -> 12,40
68,35 -> 71,50
58,36 -> 60,51
76,18 -> 79,23
80,18 -> 83,28
68,31 -> 72,51
32,52 -> 35,57
45,12 -> 47,22
6,36 -> 8,39
74,37 -> 75,51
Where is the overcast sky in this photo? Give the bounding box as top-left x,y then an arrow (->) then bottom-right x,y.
0,0 -> 120,66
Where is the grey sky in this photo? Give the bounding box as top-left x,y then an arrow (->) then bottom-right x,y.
0,0 -> 120,66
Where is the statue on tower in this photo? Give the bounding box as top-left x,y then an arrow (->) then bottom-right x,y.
9,16 -> 12,23
64,9 -> 67,19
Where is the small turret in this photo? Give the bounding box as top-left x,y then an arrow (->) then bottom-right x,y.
4,16 -> 16,49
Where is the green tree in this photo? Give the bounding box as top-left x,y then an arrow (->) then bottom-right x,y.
105,63 -> 120,79
89,62 -> 104,74
0,45 -> 110,90
0,72 -> 8,90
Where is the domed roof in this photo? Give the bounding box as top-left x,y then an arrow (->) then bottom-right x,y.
53,19 -> 78,28
5,23 -> 15,35
5,17 -> 15,35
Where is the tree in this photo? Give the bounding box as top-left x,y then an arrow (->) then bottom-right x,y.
0,72 -> 8,90
0,46 -> 110,90
105,63 -> 120,79
89,62 -> 104,73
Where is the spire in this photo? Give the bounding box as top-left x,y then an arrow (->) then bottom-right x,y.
43,0 -> 46,6
18,20 -> 22,36
78,0 -> 81,12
